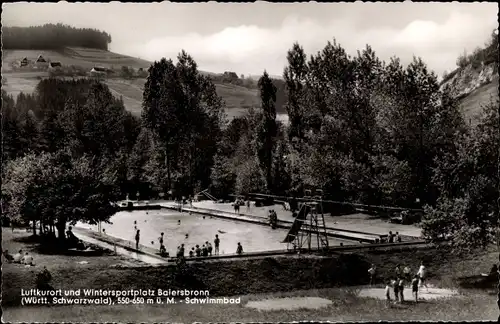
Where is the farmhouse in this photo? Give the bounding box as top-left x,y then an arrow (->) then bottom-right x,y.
90,66 -> 108,77
49,62 -> 62,70
90,66 -> 114,78
36,55 -> 47,63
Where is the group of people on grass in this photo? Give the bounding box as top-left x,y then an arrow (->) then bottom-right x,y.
3,249 -> 35,266
368,262 -> 428,305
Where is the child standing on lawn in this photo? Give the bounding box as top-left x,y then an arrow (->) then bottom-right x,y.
412,275 -> 419,303
385,280 -> 392,308
393,278 -> 400,303
417,262 -> 428,291
398,277 -> 405,302
368,264 -> 376,286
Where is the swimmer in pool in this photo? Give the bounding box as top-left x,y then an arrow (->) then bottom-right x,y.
178,220 -> 181,225
185,234 -> 189,239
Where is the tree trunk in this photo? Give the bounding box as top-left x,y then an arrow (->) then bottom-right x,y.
165,147 -> 171,192
498,253 -> 500,319
497,106 -> 500,320
56,217 -> 67,241
32,220 -> 37,236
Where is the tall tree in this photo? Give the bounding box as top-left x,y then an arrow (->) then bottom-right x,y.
257,70 -> 278,191
283,42 -> 309,142
2,91 -> 22,163
142,52 -> 223,196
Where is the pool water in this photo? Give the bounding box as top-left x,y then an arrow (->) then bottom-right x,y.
76,210 -> 354,255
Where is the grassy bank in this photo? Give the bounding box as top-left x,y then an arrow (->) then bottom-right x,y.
3,228 -> 499,318
3,288 -> 498,322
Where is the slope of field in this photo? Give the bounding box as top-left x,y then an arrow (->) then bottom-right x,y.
1,48 -> 265,119
458,78 -> 499,126
440,62 -> 499,125
2,48 -> 151,72
104,79 -> 260,117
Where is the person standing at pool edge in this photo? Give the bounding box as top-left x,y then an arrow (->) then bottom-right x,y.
214,234 -> 220,255
159,232 -> 164,247
236,242 -> 243,255
135,229 -> 140,250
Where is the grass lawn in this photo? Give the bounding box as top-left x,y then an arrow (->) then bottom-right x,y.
3,227 -> 499,322
3,287 -> 498,322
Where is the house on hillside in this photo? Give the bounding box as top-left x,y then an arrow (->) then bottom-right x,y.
90,66 -> 113,78
36,55 -> 47,63
35,55 -> 49,69
20,57 -> 29,67
48,62 -> 62,71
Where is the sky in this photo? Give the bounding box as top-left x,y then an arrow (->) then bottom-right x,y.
2,1 -> 498,78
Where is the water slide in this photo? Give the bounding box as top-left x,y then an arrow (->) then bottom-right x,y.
282,204 -> 311,243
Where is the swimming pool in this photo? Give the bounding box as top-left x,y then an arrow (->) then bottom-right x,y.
75,210 -> 355,254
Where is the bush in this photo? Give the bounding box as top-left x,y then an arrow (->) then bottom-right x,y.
456,51 -> 469,68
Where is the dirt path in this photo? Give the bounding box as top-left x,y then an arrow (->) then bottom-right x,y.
356,286 -> 460,301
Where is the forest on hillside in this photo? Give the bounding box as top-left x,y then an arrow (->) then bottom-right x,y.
442,29 -> 498,83
2,35 -> 499,250
2,23 -> 112,50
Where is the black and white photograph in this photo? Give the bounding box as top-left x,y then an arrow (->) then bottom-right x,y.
1,1 -> 499,322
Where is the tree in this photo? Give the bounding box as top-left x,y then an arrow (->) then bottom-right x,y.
423,99 -> 499,250
210,154 -> 237,199
283,42 -> 309,142
127,128 -> 156,196
235,156 -> 267,195
2,90 -> 22,163
380,56 -> 441,206
456,49 -> 469,68
257,70 -> 278,191
120,66 -> 134,79
20,109 -> 41,154
271,136 -> 292,196
3,151 -> 120,241
142,52 -> 224,195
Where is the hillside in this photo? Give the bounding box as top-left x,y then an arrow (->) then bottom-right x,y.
440,62 -> 499,125
439,29 -> 498,125
1,48 -> 274,119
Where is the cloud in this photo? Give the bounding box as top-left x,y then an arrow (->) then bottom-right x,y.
114,9 -> 497,77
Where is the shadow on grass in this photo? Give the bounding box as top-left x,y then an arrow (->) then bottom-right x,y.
457,274 -> 497,289
12,234 -> 108,257
12,234 -> 43,244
